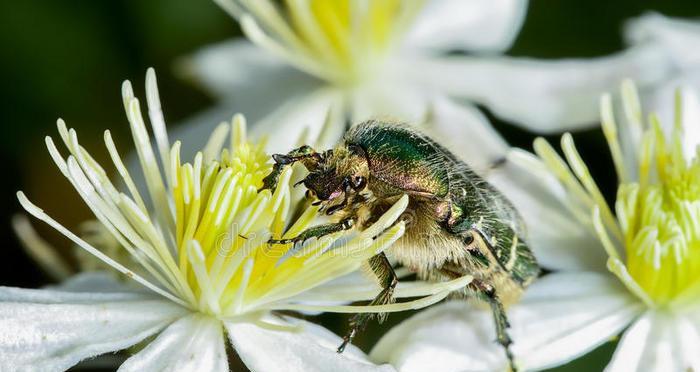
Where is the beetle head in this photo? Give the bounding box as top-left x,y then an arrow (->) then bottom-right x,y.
298,145 -> 370,214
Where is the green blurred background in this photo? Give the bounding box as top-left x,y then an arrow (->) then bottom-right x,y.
1,1 -> 699,371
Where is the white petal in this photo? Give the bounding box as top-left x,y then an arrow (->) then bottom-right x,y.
489,149 -> 608,271
625,12 -> 700,70
349,77 -> 508,171
371,301 -> 503,372
408,44 -> 674,132
180,39 -> 317,101
0,286 -> 186,371
422,97 -> 508,172
371,272 -> 641,372
119,314 -> 228,372
169,39 -> 326,158
250,88 -> 345,152
349,76 -> 430,124
514,272 -> 642,370
161,85 -> 339,168
48,271 -> 143,293
403,0 -> 527,53
606,310 -> 700,372
227,316 -> 395,372
675,311 -> 700,372
168,90 -> 342,164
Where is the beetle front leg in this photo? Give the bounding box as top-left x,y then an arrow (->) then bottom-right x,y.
268,219 -> 354,245
337,252 -> 397,353
259,145 -> 320,191
260,161 -> 287,192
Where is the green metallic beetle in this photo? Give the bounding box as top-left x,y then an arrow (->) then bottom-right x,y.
262,120 -> 540,370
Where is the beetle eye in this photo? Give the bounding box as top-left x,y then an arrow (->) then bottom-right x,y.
305,189 -> 316,199
352,176 -> 367,190
463,231 -> 474,245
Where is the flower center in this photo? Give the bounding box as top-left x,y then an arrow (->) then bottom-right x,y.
170,119 -> 279,314
218,0 -> 424,86
617,126 -> 700,305
533,81 -> 700,308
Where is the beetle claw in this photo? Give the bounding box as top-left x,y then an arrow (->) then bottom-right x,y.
272,154 -> 292,165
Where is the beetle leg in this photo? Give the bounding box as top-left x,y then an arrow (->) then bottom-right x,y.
259,161 -> 287,192
338,252 -> 397,353
438,269 -> 518,372
469,280 -> 518,372
268,219 -> 354,245
259,146 -> 320,191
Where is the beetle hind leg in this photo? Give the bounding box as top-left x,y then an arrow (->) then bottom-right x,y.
489,294 -> 516,371
470,280 -> 518,372
337,252 -> 397,353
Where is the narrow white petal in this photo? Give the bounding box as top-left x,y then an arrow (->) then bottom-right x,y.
606,311 -> 700,372
423,97 -> 508,172
675,312 -> 700,372
349,74 -> 431,124
403,0 -> 527,53
489,149 -> 608,271
227,316 -> 395,372
625,12 -> 700,70
179,39 -> 317,102
372,272 -> 642,371
119,314 -> 227,372
408,45 -> 674,132
11,214 -> 73,281
0,286 -> 186,371
48,272 -> 143,293
250,88 -> 345,152
167,87 -> 341,166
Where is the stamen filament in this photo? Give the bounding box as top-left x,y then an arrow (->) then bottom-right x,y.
265,275 -> 474,313
17,192 -> 189,308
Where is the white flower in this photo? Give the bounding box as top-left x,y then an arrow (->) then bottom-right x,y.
4,69 -> 472,372
370,82 -> 700,372
174,0 -> 670,162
